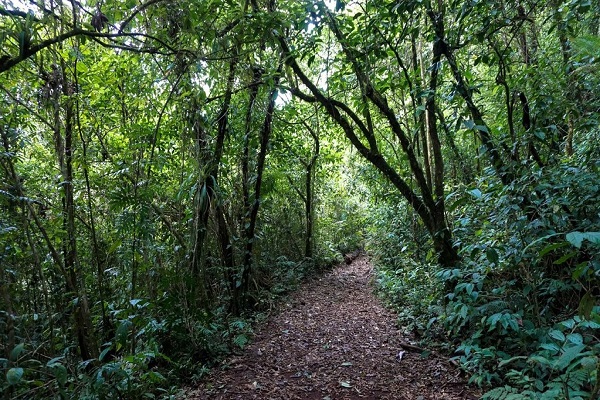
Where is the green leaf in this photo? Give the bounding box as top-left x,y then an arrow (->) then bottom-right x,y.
566,232 -> 585,248
534,130 -> 546,140
459,304 -> 469,320
582,232 -> 600,245
566,333 -> 583,345
529,355 -> 553,367
99,347 -> 112,361
549,330 -> 565,342
340,381 -> 352,388
578,292 -> 595,319
486,248 -> 499,264
540,342 -> 560,352
580,356 -> 598,370
47,356 -> 64,366
553,251 -> 576,265
487,313 -> 502,331
564,231 -> 600,248
144,370 -> 166,383
572,261 -> 590,279
130,298 -> 147,308
468,188 -> 482,199
10,343 -> 25,361
50,363 -> 68,386
555,344 -> 585,370
560,319 -> 576,329
475,124 -> 489,133
76,61 -> 88,73
233,334 -> 248,349
116,319 -> 132,346
539,242 -> 568,257
498,356 -> 527,368
463,120 -> 475,129
6,367 -> 23,385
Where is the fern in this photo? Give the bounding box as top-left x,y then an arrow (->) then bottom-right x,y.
482,385 -> 520,400
477,299 -> 510,315
505,394 -> 531,400
567,369 -> 589,391
230,319 -> 247,330
539,384 -> 562,400
232,334 -> 249,349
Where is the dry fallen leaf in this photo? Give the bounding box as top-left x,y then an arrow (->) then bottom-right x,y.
396,350 -> 406,362
191,256 -> 479,400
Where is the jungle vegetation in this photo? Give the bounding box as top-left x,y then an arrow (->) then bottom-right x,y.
1,0 -> 599,398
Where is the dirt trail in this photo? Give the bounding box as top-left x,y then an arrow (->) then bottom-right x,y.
188,256 -> 479,399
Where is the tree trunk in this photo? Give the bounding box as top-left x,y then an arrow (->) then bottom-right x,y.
429,11 -> 514,186
0,263 -> 15,365
278,35 -> 459,267
64,99 -> 98,361
45,65 -> 98,361
304,122 -> 319,259
240,60 -> 283,305
190,54 -> 238,306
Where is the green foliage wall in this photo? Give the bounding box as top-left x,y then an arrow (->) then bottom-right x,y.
1,0 -> 600,398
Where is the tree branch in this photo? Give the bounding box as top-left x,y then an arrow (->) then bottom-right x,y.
1,29 -> 178,74
0,7 -> 40,21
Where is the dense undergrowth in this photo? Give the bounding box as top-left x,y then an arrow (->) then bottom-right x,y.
3,1 -> 600,399
0,250 -> 351,399
370,151 -> 600,399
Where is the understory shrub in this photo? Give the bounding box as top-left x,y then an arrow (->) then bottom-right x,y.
439,160 -> 600,398
370,156 -> 600,398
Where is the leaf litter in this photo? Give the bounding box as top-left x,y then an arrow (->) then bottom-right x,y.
187,256 -> 480,399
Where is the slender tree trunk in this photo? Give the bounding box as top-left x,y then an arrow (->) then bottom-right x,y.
429,11 -> 513,186
0,263 -> 15,364
553,0 -> 576,156
188,98 -> 211,305
0,130 -> 17,363
73,59 -> 110,339
304,121 -> 320,260
242,68 -> 262,230
190,54 -> 238,307
239,66 -> 263,305
45,65 -> 98,361
207,54 -> 239,311
64,99 -> 98,361
240,60 -> 283,304
426,13 -> 445,203
420,60 -> 434,190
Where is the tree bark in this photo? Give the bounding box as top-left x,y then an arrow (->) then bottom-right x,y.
303,120 -> 320,259
65,99 -> 98,361
240,60 -> 283,305
428,10 -> 514,186
190,53 -> 238,306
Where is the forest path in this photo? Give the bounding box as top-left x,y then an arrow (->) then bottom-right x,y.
188,256 -> 479,399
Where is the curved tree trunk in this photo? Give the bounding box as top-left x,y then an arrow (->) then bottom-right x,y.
277,33 -> 459,268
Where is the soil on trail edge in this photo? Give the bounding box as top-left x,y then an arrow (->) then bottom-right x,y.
187,256 -> 480,400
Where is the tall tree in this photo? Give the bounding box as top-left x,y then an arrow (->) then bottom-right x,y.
275,0 -> 459,265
